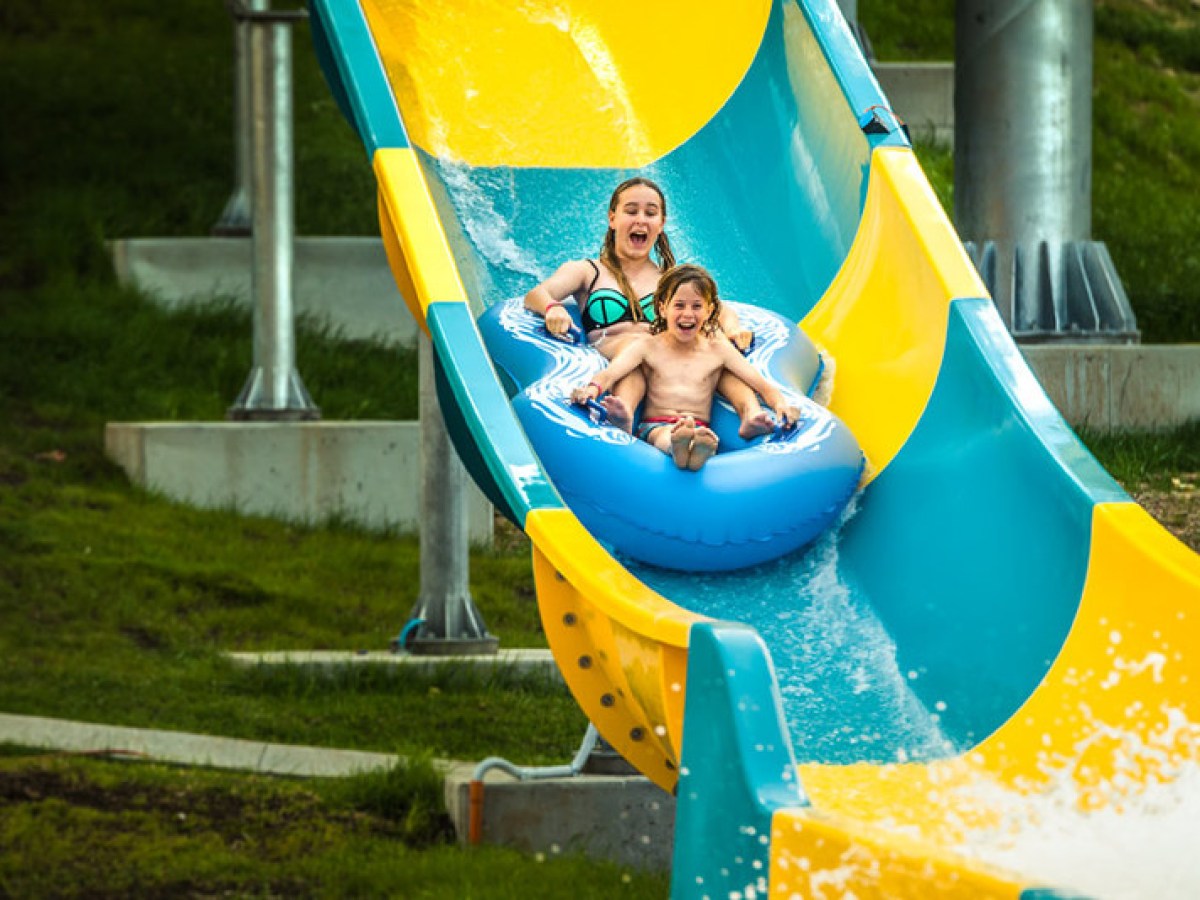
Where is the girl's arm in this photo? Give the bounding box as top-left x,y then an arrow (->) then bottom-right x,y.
525,260 -> 589,339
717,342 -> 801,428
570,338 -> 649,405
717,304 -> 753,353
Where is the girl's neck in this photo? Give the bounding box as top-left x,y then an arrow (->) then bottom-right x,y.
615,254 -> 659,279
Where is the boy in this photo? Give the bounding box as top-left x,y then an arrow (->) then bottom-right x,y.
572,264 -> 800,471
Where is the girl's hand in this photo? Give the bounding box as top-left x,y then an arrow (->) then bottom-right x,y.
777,404 -> 801,429
570,382 -> 601,406
727,328 -> 753,353
545,304 -> 572,339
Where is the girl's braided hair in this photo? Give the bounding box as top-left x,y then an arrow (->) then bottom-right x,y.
598,177 -> 676,321
649,264 -> 722,337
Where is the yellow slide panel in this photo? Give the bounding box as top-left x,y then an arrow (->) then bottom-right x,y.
358,0 -> 771,167
975,501 -> 1200,796
373,147 -> 467,330
769,809 -> 1026,899
803,147 -> 988,477
526,508 -> 702,791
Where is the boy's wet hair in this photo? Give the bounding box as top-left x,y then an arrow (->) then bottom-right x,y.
650,264 -> 723,336
599,177 -> 676,320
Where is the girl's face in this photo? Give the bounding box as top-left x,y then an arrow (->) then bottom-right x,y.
663,281 -> 713,343
608,184 -> 664,261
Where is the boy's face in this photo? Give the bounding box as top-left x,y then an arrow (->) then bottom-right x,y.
664,281 -> 712,342
608,184 -> 664,260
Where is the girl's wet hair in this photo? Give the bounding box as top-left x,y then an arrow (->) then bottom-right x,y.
650,264 -> 722,336
599,177 -> 676,320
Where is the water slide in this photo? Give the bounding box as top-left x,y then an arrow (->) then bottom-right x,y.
307,1 -> 1200,896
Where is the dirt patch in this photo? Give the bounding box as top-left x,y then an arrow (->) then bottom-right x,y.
1131,474 -> 1200,551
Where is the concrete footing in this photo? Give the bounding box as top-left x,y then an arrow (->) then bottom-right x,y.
104,419 -> 494,544
224,649 -> 561,682
443,764 -> 675,871
110,236 -> 418,347
873,61 -> 954,146
1021,344 -> 1200,432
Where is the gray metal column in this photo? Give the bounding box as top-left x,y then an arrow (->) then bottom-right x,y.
404,335 -> 498,656
213,0 -> 268,236
955,0 -> 1137,342
836,0 -> 873,59
228,5 -> 320,421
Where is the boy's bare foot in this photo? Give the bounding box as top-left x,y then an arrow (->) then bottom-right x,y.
669,417 -> 696,469
687,426 -> 719,471
602,395 -> 634,432
738,409 -> 775,440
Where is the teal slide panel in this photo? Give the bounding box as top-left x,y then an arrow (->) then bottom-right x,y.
838,298 -> 1127,751
307,0 -> 407,155
797,0 -> 910,149
671,622 -> 805,900
425,301 -> 563,525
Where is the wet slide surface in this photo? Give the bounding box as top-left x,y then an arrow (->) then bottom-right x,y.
308,1 -> 1200,896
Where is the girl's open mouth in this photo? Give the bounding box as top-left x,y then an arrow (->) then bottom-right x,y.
629,229 -> 648,248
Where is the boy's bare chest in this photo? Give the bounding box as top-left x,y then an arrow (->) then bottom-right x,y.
645,344 -> 722,382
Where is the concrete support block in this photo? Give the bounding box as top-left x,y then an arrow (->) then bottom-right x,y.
110,236 -> 418,347
872,61 -> 955,147
104,420 -> 493,544
1023,344 -> 1200,431
444,766 -> 675,872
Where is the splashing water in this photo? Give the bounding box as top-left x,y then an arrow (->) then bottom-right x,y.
630,501 -> 957,765
431,160 -> 544,289
938,751 -> 1200,899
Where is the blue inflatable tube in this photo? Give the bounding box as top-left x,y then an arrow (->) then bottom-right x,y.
479,298 -> 864,572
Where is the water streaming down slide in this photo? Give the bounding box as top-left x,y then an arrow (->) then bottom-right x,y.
308,1 -> 1200,896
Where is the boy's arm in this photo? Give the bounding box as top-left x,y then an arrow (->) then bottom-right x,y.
570,339 -> 648,404
718,343 -> 801,427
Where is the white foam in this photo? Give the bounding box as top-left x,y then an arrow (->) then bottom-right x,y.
949,762 -> 1200,898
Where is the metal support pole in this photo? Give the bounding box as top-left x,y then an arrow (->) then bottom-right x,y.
404,335 -> 497,656
213,0 -> 268,236
227,5 -> 320,421
835,0 -> 873,59
955,0 -> 1136,342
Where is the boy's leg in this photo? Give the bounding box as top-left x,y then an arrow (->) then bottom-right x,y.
668,417 -> 696,469
717,373 -> 773,439
687,425 -> 719,471
606,369 -> 645,433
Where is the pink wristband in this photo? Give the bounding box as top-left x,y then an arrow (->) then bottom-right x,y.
544,300 -> 563,314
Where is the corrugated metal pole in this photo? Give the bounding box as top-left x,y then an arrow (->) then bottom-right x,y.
955,0 -> 1136,342
227,3 -> 320,421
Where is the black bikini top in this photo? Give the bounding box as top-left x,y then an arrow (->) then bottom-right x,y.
579,260 -> 656,333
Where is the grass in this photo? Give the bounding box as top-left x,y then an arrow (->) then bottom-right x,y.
0,282 -> 585,760
0,750 -> 669,898
1081,420 -> 1200,489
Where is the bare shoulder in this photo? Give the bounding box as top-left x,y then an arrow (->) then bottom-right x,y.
540,258 -> 595,296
